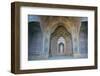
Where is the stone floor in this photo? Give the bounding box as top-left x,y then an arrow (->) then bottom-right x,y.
48,55 -> 88,60
28,54 -> 88,61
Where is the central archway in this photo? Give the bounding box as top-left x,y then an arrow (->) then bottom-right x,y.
57,37 -> 65,56
49,25 -> 73,57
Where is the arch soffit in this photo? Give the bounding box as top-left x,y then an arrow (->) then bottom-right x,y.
40,16 -> 81,35
51,25 -> 71,40
50,22 -> 72,36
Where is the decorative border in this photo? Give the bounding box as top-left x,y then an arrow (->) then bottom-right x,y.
11,2 -> 98,74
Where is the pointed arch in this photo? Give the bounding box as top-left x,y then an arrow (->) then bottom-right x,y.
49,25 -> 73,57
28,22 -> 43,60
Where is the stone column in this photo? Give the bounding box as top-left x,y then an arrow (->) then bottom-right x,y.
42,31 -> 50,59
72,33 -> 80,57
70,18 -> 81,58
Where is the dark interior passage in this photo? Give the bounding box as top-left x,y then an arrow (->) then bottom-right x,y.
28,22 -> 43,60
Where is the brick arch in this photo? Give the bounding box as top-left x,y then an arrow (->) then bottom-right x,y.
50,22 -> 71,36
49,25 -> 73,57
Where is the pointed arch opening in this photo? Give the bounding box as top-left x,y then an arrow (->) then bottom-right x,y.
79,21 -> 88,57
28,22 -> 43,60
49,25 -> 73,57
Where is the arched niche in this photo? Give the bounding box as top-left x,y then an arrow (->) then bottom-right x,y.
79,21 -> 88,57
49,25 -> 73,57
28,21 -> 43,60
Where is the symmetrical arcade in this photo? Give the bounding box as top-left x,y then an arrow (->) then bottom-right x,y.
28,16 -> 88,60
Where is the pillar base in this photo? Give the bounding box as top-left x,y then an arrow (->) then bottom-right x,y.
73,53 -> 80,58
